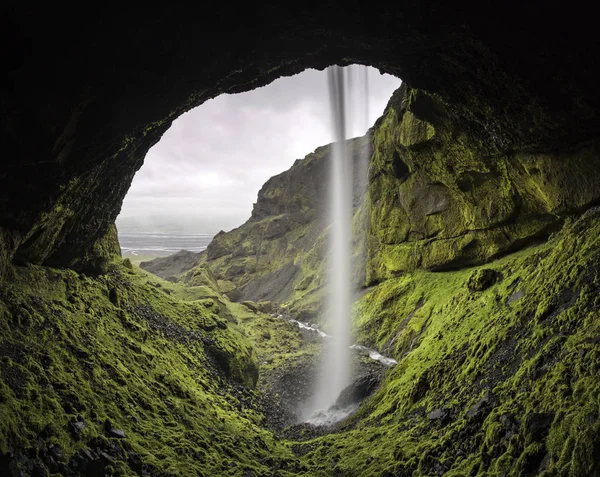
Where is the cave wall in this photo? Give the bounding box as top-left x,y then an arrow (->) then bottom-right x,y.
366,85 -> 600,283
2,2 -> 599,275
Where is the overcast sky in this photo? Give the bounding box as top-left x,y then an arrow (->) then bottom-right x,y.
117,66 -> 401,233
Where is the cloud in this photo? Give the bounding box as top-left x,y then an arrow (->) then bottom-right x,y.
118,66 -> 401,233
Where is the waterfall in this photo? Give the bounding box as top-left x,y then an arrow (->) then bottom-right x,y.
303,65 -> 370,425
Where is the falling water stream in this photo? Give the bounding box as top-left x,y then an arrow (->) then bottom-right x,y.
301,65 -> 374,425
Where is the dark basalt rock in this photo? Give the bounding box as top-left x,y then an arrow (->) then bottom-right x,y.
127,453 -> 143,473
335,366 -> 385,408
108,287 -> 119,306
0,435 -> 146,477
524,412 -> 554,443
107,428 -> 126,439
428,408 -> 448,421
466,390 -> 495,419
507,289 -> 526,304
68,418 -> 86,439
242,301 -> 259,313
69,448 -> 105,477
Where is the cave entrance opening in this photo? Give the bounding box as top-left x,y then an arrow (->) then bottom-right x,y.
116,66 -> 399,263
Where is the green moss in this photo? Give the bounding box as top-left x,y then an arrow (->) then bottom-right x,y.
399,110 -> 436,147
0,261 -> 297,475
366,86 -> 600,284
294,206 -> 600,476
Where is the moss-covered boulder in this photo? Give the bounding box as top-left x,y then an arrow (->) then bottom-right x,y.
467,268 -> 500,292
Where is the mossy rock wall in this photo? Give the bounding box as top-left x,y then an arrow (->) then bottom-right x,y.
366,85 -> 600,284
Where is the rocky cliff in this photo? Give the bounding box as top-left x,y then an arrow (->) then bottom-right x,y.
144,134 -> 372,320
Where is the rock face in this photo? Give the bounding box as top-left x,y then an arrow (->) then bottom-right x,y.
2,4 -> 600,275
150,136 -> 371,317
365,84 -> 600,283
139,250 -> 200,280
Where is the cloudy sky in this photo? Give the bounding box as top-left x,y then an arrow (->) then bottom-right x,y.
117,66 -> 401,234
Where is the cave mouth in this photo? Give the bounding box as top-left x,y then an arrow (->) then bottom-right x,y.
4,5 -> 596,278
115,66 -> 400,262
3,7 -> 600,476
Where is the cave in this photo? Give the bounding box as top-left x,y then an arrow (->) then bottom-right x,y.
2,3 -> 600,476
4,3 -> 598,274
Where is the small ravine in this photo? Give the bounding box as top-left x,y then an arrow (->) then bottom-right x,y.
273,314 -> 398,426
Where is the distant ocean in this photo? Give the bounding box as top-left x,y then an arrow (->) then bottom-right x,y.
118,232 -> 214,257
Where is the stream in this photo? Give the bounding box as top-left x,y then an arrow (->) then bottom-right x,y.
272,313 -> 398,426
279,315 -> 397,367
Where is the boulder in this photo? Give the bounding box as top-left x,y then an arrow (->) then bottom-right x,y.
467,269 -> 500,292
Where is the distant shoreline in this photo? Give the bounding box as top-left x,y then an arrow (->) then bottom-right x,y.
122,253 -> 161,267
118,231 -> 214,265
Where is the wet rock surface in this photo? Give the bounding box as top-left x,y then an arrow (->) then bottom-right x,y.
262,354 -> 388,437
334,363 -> 385,409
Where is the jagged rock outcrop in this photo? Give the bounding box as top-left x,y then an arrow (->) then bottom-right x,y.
143,135 -> 371,317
